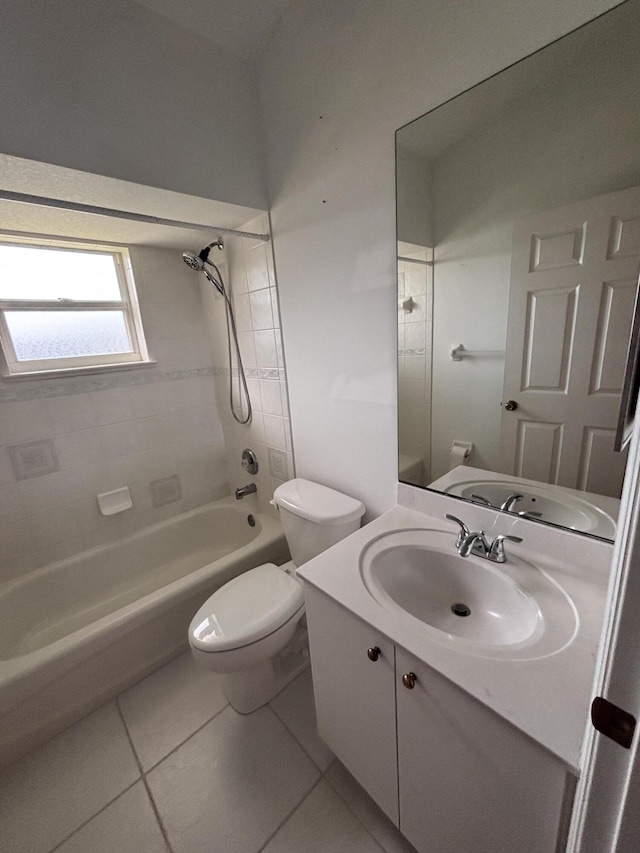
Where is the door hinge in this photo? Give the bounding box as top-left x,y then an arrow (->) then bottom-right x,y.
591,696 -> 636,749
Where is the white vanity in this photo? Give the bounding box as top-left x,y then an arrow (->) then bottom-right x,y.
297,485 -> 613,853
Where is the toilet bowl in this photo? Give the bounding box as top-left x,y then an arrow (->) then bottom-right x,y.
188,478 -> 365,713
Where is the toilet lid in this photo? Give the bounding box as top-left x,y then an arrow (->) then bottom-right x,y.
189,563 -> 305,652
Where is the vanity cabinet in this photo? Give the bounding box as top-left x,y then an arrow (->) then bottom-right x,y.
305,585 -> 574,853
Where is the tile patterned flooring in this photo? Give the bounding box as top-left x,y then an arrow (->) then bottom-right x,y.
0,653 -> 417,853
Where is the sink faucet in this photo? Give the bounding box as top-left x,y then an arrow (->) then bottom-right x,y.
235,483 -> 257,500
445,514 -> 523,563
500,493 -> 524,512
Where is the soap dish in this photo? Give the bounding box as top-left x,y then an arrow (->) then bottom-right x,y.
97,486 -> 133,516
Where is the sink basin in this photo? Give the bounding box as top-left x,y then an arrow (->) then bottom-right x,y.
445,480 -> 616,539
360,528 -> 577,657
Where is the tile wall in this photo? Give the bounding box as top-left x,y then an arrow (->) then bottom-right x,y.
201,215 -> 294,516
397,249 -> 432,485
0,245 -> 229,584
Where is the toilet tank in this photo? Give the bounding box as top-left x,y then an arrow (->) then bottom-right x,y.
272,478 -> 365,566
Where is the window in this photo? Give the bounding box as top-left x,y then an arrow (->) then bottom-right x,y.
0,236 -> 150,377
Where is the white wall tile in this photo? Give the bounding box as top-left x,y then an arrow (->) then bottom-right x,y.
97,421 -> 143,458
270,287 -> 281,327
187,335 -> 214,369
54,428 -> 103,470
135,415 -> 172,450
245,242 -> 271,291
90,388 -> 135,426
163,377 -> 199,412
1,399 -> 54,443
249,288 -> 274,330
254,329 -> 278,368
260,380 -> 284,416
233,292 -> 253,332
31,504 -> 83,550
237,331 -> 257,369
0,482 -> 25,521
263,414 -> 287,451
0,517 -> 35,561
246,379 -> 262,412
130,382 -> 166,419
0,447 -> 16,484
1,236 -> 232,579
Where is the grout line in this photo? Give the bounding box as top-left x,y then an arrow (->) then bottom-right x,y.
323,765 -> 394,853
139,699 -> 230,775
115,699 -> 174,853
267,671 -> 332,773
255,775 -> 325,853
47,779 -> 140,853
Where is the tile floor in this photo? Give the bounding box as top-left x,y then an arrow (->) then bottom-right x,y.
0,652 -> 417,853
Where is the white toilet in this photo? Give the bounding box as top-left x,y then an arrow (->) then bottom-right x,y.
188,478 -> 365,713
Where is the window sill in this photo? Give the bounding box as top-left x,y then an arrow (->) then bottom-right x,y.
2,360 -> 157,381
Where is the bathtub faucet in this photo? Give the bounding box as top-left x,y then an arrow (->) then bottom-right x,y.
235,483 -> 257,500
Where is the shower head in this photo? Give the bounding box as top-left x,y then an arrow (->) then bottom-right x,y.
182,251 -> 204,271
182,238 -> 224,272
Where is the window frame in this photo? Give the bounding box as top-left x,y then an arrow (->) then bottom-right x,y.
0,235 -> 151,378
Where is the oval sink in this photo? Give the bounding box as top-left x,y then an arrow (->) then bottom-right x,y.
445,480 -> 616,539
360,528 -> 577,657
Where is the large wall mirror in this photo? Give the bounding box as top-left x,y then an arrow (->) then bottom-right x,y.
396,0 -> 640,541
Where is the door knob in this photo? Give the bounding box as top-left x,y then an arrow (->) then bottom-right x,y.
367,647 -> 381,662
402,672 -> 417,689
503,400 -> 518,411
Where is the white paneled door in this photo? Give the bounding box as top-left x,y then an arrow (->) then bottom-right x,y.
500,186 -> 640,497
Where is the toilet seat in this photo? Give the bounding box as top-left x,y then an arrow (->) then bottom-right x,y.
189,563 -> 304,653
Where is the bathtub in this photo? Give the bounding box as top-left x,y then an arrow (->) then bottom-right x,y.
0,497 -> 289,769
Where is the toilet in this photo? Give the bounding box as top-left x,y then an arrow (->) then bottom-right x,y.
188,478 -> 365,713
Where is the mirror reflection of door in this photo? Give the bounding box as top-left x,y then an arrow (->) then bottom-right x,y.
501,186 -> 640,497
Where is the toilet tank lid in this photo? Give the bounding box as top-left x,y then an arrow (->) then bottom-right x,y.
272,478 -> 365,526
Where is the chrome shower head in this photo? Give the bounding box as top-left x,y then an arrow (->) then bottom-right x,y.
182,251 -> 204,271
182,239 -> 224,272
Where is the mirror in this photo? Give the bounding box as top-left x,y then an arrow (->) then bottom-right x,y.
396,0 -> 640,540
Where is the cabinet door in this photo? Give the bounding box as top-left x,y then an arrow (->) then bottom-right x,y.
304,585 -> 399,823
396,648 -> 571,853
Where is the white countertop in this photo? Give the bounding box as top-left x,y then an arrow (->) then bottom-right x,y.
298,484 -> 613,774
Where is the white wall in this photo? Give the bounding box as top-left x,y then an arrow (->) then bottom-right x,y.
0,0 -> 266,209
259,0 -> 621,518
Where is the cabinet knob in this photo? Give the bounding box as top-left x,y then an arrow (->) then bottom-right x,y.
367,646 -> 381,662
402,672 -> 417,689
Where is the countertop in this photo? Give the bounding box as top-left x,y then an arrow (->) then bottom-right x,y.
298,484 -> 613,773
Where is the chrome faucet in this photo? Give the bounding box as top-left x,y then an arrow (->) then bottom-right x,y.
445,514 -> 523,563
235,483 -> 257,500
500,493 -> 524,512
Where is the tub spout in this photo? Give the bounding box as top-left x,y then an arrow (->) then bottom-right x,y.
235,483 -> 257,500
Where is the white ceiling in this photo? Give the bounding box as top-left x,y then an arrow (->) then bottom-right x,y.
132,0 -> 293,62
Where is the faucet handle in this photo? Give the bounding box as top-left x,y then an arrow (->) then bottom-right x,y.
445,514 -> 470,548
470,493 -> 492,506
488,533 -> 523,563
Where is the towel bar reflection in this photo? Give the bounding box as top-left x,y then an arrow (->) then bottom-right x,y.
450,344 -> 506,361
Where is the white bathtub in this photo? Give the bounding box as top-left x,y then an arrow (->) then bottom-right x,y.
0,497 -> 289,769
